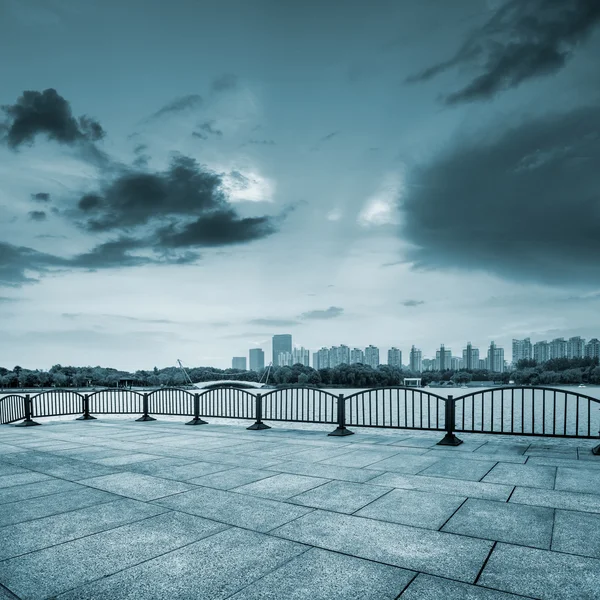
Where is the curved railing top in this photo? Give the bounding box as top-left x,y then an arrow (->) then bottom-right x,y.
259,385 -> 339,400
344,386 -> 448,402
146,387 -> 195,397
30,389 -> 85,400
452,385 -> 600,405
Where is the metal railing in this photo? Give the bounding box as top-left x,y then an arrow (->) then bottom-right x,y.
1,385 -> 599,453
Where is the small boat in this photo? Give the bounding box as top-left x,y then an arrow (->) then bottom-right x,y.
578,384 -> 587,388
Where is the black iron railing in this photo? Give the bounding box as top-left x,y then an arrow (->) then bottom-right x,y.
1,386 -> 599,453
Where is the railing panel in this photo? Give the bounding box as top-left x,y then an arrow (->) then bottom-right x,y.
0,395 -> 26,424
198,387 -> 256,419
262,387 -> 337,424
147,388 -> 194,416
31,390 -> 83,418
88,389 -> 143,414
345,387 -> 446,430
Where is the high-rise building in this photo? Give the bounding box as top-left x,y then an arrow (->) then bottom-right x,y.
409,346 -> 422,372
487,341 -> 505,373
232,357 -> 247,370
451,357 -> 462,371
312,352 -> 320,370
435,345 -> 451,371
567,336 -> 586,359
330,345 -> 350,368
350,348 -> 364,364
249,348 -> 264,372
292,347 -> 310,366
272,334 -> 292,367
462,342 -> 480,370
278,351 -> 293,366
549,338 -> 567,360
479,358 -> 487,370
315,347 -> 331,370
364,345 -> 380,368
585,338 -> 600,360
512,338 -> 532,364
388,347 -> 402,368
533,341 -> 550,363
422,358 -> 434,371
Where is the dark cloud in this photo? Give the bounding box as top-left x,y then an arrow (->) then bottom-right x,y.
248,318 -> 301,327
0,296 -> 20,303
28,210 -> 47,221
243,139 -> 276,146
321,131 -> 339,142
62,313 -> 176,324
67,237 -> 153,270
192,131 -> 208,140
146,94 -> 203,121
132,142 -> 150,168
197,120 -> 223,137
211,74 -> 238,92
1,88 -> 105,148
402,299 -> 425,307
0,242 -> 64,286
399,104 -> 600,286
31,192 -> 50,202
407,0 -> 600,104
299,306 -> 344,320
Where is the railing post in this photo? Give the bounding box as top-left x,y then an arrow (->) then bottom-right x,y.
247,393 -> 270,430
328,394 -> 353,436
15,394 -> 41,427
135,393 -> 156,422
593,428 -> 600,455
186,393 -> 208,425
437,395 -> 463,446
76,394 -> 97,421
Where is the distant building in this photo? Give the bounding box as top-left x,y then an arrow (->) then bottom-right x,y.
388,347 -> 402,368
422,358 -> 434,371
512,338 -> 532,364
549,338 -> 567,360
364,345 -> 380,368
278,351 -> 293,367
487,341 -> 505,373
330,345 -> 350,368
478,358 -> 487,370
451,357 -> 462,371
409,346 -> 422,372
585,338 -> 600,360
567,336 -> 586,359
534,341 -> 550,363
350,348 -> 364,364
435,345 -> 451,371
249,348 -> 264,372
232,357 -> 247,370
272,334 -> 292,367
292,347 -> 310,366
315,347 -> 331,370
312,352 -> 320,370
462,342 -> 480,371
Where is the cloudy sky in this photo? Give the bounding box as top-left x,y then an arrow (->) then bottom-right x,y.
1,0 -> 599,370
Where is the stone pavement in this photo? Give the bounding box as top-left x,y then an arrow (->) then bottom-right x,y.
0,418 -> 599,600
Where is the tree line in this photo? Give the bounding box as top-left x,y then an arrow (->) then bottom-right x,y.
1,357 -> 599,390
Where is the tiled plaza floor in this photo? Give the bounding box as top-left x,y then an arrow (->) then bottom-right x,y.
0,418 -> 599,599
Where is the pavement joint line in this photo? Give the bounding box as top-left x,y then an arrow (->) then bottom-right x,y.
0,582 -> 21,600
549,507 -> 557,551
393,571 -> 419,599
437,496 -> 469,532
472,540 -> 497,586
505,486 -> 517,503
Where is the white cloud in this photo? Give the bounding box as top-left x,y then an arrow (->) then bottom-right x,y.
220,167 -> 276,203
357,170 -> 404,227
327,208 -> 342,221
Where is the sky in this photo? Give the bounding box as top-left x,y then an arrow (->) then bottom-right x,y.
1,0 -> 599,370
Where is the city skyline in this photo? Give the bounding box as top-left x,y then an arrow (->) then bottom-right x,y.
1,1 -> 599,371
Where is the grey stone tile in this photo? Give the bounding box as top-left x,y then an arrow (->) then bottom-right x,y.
290,480 -> 392,514
0,511 -> 228,600
187,467 -> 274,490
527,456 -> 600,470
430,449 -> 526,464
0,463 -> 26,477
368,472 -> 513,501
391,436 -> 440,448
93,452 -> 163,466
0,486 -> 119,527
79,472 -> 193,501
509,487 -> 600,514
142,461 -> 232,481
442,498 -> 554,548
554,466 -> 600,495
482,463 -> 556,489
0,471 -> 51,488
124,456 -> 199,475
355,488 -> 465,529
419,458 -> 497,482
56,527 -> 307,600
474,443 -> 529,456
228,547 -> 415,600
272,509 -> 493,583
267,460 -> 380,483
552,509 -> 600,559
478,542 -> 600,600
319,448 -> 401,468
154,486 -> 312,532
0,478 -> 81,505
234,473 -> 329,501
198,452 -> 282,469
0,498 -> 168,560
364,454 -> 441,474
286,446 -> 356,462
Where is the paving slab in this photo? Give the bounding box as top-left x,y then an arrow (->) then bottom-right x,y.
526,455 -> 600,469
363,454 -> 441,474
153,485 -> 312,532
290,480 -> 392,513
401,573 -> 532,599
79,472 -> 193,501
0,498 -> 168,560
0,471 -> 51,488
187,467 -> 274,490
0,463 -> 27,477
418,458 -> 497,481
509,486 -> 600,513
551,509 -> 600,559
233,473 -> 329,501
56,527 -> 307,600
123,456 -> 199,475
0,478 -> 83,505
0,486 -> 119,527
554,466 -> 600,495
442,498 -> 554,548
355,488 -> 465,529
93,452 -> 163,466
369,472 -> 513,501
478,542 -> 600,600
272,509 -> 493,583
228,547 -> 416,600
0,511 -> 229,600
429,449 -> 526,464
482,463 -> 556,489
139,461 -> 233,481
267,459 -> 380,483
319,448 -> 403,468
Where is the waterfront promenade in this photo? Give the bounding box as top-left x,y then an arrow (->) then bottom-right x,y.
0,418 -> 599,599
